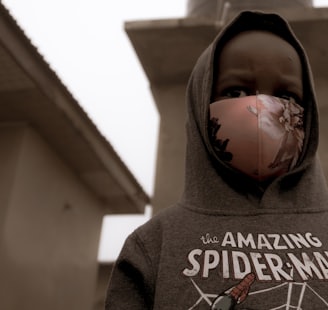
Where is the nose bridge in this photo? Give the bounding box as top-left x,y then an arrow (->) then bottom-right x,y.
254,68 -> 278,96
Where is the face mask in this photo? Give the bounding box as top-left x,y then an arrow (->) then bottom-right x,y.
209,94 -> 305,182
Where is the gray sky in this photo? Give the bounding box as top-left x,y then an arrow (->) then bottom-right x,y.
3,0 -> 327,195
2,0 -> 187,262
3,0 -> 187,196
3,0 -> 328,262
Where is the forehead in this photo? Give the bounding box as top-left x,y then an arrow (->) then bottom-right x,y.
214,31 -> 303,91
216,30 -> 301,71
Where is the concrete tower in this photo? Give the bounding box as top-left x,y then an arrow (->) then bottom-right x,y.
125,1 -> 328,214
187,0 -> 313,19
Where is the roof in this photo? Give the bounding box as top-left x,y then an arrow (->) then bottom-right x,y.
0,3 -> 149,214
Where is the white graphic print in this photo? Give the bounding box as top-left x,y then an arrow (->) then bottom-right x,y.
183,232 -> 328,309
183,232 -> 328,281
188,274 -> 328,309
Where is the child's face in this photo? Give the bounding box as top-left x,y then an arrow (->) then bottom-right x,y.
212,30 -> 303,105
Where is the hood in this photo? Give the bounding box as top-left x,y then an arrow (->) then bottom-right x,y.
180,11 -> 328,214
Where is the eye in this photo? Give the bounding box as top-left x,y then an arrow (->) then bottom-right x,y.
221,87 -> 249,99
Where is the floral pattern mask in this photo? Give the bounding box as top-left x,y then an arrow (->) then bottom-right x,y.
209,94 -> 305,182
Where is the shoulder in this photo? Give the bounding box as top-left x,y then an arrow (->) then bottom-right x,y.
134,204 -> 186,238
126,204 -> 187,254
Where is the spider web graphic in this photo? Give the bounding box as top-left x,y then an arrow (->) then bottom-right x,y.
188,278 -> 328,310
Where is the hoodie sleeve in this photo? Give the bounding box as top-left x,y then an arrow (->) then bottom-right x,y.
105,232 -> 155,309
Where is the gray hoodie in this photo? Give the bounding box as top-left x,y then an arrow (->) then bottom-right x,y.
106,11 -> 328,309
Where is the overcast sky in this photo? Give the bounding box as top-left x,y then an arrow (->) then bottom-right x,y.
1,0 -> 187,262
2,0 -> 187,196
2,0 -> 328,262
2,0 -> 327,196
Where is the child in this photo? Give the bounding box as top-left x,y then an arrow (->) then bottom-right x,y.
105,11 -> 328,309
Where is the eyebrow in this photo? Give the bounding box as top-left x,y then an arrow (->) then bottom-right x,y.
217,70 -> 255,87
218,69 -> 302,88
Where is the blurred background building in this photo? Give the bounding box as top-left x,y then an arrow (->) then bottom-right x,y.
0,3 -> 148,310
1,1 -> 328,310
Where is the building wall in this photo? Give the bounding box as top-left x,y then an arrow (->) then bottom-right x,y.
151,83 -> 187,214
93,264 -> 113,310
0,124 -> 104,310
